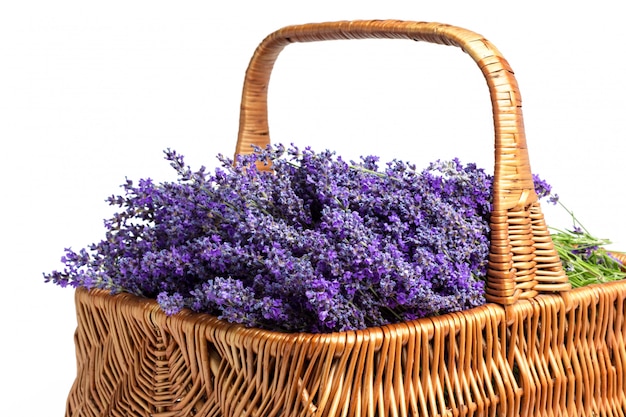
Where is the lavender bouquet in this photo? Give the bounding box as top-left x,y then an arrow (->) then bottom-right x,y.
44,144 -> 622,333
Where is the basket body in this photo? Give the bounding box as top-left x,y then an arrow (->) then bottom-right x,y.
68,284 -> 626,417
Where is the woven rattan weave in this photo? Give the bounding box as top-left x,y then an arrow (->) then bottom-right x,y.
66,20 -> 625,417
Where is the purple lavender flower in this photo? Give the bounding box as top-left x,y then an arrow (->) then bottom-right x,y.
533,173 -> 559,205
157,292 -> 185,316
44,143 -> 559,333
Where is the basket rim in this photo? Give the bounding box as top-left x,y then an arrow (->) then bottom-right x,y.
77,281 -> 626,343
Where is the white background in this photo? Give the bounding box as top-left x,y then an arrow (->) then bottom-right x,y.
2,1 -> 625,415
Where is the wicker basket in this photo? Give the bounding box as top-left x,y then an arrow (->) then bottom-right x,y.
66,20 -> 626,417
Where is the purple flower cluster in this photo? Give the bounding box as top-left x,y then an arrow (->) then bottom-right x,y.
533,173 -> 560,205
45,144 -> 536,332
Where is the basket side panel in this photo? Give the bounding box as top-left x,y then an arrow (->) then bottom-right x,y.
509,283 -> 626,416
210,305 -> 518,417
66,289 -> 222,417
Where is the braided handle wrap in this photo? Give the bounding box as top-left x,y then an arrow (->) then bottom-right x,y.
235,20 -> 570,305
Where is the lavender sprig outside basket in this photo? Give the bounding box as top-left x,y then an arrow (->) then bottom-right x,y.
44,144 -> 622,333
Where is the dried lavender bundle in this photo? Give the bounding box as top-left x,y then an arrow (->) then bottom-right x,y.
44,144 -> 622,332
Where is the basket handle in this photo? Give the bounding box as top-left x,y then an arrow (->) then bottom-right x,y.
235,20 -> 570,306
